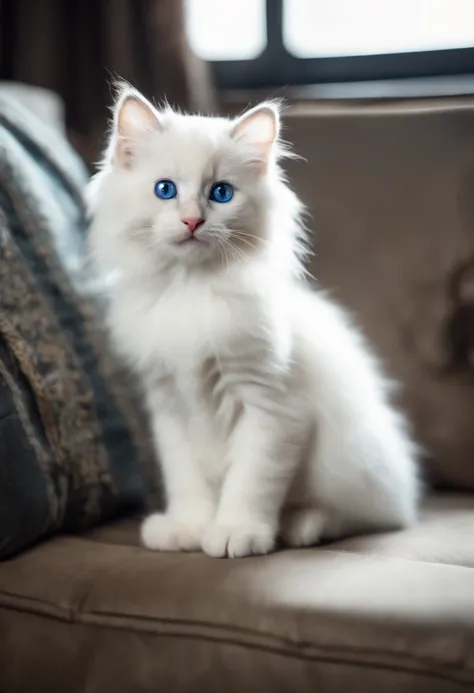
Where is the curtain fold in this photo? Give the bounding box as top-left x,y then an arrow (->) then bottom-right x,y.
0,0 -> 216,163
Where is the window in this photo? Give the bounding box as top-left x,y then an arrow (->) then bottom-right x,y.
284,0 -> 474,58
185,0 -> 474,89
184,0 -> 266,60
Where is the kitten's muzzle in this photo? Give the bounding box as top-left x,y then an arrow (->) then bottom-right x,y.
181,216 -> 204,234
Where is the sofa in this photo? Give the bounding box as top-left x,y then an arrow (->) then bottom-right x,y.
1,88 -> 474,692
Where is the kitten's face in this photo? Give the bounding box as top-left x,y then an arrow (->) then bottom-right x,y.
118,116 -> 266,265
94,90 -> 280,273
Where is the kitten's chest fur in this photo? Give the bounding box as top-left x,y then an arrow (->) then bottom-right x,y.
113,276 -> 263,464
114,272 -> 268,372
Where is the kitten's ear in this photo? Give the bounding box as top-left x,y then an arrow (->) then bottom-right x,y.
111,88 -> 162,168
232,102 -> 280,168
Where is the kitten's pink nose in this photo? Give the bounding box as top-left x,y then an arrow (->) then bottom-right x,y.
181,216 -> 204,234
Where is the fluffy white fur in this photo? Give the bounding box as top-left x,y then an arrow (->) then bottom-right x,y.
87,86 -> 419,558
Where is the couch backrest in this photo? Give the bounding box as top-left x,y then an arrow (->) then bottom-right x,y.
285,98 -> 474,490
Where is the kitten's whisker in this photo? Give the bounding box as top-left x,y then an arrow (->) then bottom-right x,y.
225,240 -> 246,264
215,237 -> 231,274
219,237 -> 243,271
232,231 -> 270,248
233,231 -> 266,243
231,235 -> 260,253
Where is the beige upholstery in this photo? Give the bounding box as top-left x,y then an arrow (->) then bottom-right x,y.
286,99 -> 474,489
1,495 -> 474,692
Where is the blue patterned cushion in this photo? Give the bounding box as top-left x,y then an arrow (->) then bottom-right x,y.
0,95 -> 155,559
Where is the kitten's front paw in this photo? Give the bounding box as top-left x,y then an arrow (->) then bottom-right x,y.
202,522 -> 276,558
141,513 -> 202,552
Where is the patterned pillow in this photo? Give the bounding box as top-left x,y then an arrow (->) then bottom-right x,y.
0,94 -> 157,559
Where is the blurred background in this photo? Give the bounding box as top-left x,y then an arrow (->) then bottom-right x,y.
1,0 -> 474,165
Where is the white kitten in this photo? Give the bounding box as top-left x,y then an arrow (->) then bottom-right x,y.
87,86 -> 419,558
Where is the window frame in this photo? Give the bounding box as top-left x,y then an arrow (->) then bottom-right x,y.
209,0 -> 474,90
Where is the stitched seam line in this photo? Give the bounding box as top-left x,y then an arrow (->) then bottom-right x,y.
1,595 -> 473,679
0,601 -> 472,687
318,546 -> 474,571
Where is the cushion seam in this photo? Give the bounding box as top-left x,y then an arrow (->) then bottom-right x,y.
318,546 -> 474,571
84,616 -> 474,687
0,602 -> 472,687
0,598 -> 473,681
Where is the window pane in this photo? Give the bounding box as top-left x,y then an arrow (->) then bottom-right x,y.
185,0 -> 266,61
284,0 -> 474,58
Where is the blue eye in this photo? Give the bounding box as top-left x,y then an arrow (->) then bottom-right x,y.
154,179 -> 177,200
209,182 -> 233,203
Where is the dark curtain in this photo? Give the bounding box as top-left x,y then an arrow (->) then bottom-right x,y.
0,0 -> 216,163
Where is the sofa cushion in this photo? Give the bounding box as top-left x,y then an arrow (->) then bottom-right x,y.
0,94 -> 156,560
1,493 -> 473,693
286,98 -> 474,490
